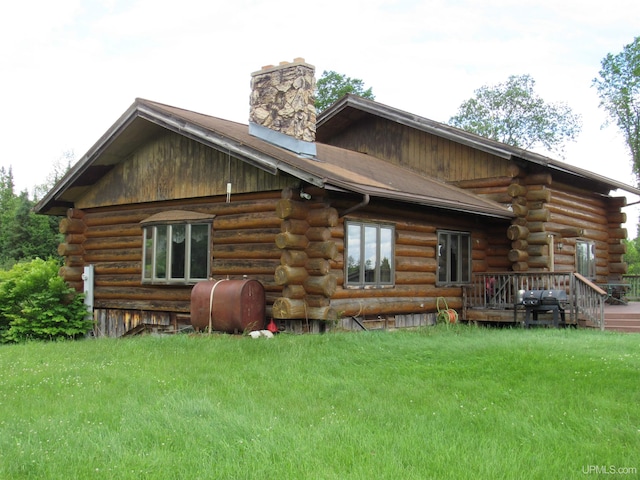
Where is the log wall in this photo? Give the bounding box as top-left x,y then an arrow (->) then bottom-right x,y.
58,192 -> 291,334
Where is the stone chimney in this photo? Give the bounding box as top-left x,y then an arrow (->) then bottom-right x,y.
249,58 -> 316,156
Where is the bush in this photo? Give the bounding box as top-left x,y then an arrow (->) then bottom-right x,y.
0,258 -> 92,343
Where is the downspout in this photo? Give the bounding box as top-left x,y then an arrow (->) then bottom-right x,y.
339,193 -> 370,218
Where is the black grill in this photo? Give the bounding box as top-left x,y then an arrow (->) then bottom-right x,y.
522,289 -> 568,327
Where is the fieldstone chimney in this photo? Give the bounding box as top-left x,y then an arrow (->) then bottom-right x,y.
249,58 -> 316,156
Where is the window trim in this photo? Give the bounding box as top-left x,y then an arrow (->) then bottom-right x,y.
141,213 -> 213,285
436,230 -> 472,285
344,220 -> 395,288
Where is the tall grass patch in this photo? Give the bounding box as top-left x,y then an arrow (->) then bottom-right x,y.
0,326 -> 638,479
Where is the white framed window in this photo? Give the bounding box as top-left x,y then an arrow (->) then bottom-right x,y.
345,221 -> 394,287
437,230 -> 471,284
141,211 -> 213,285
576,240 -> 596,279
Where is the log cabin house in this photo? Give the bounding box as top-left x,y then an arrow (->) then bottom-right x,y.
35,58 -> 640,335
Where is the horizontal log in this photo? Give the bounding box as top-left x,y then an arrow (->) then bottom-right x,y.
64,234 -> 86,245
306,258 -> 331,276
557,227 -> 584,237
476,193 -> 512,204
274,265 -> 308,286
83,236 -> 141,251
511,239 -> 529,250
281,250 -> 308,267
59,266 -> 83,283
508,249 -> 528,262
84,224 -> 142,238
306,227 -> 332,242
507,224 -> 529,241
395,271 -> 437,285
212,259 -> 280,276
84,249 -> 140,263
272,297 -> 308,318
281,219 -> 309,235
507,183 -> 527,198
325,296 -> 463,319
527,244 -> 549,256
547,204 -> 607,227
550,187 -> 607,213
610,262 -> 628,274
275,232 -> 309,250
395,256 -> 437,273
472,260 -> 488,272
304,274 -> 337,297
213,243 -> 281,259
511,262 -> 529,272
307,207 -> 339,227
305,295 -> 330,308
609,227 -> 627,240
65,255 -> 85,267
94,299 -> 191,312
395,244 -> 435,258
527,208 -> 550,222
511,203 -> 528,217
282,285 -> 306,299
58,243 -> 85,256
525,188 -> 551,203
487,256 -> 512,269
93,262 -> 141,275
333,284 -> 447,300
276,199 -> 309,220
214,228 -> 280,244
609,243 -> 627,255
528,232 -> 552,245
214,212 -> 281,230
606,211 -> 627,225
94,286 -> 191,302
307,241 -> 339,260
526,222 -> 546,233
59,218 -> 86,234
67,208 -> 85,219
523,173 -> 552,186
528,256 -> 551,269
396,230 -> 438,246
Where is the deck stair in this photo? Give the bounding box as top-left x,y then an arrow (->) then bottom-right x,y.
603,303 -> 640,333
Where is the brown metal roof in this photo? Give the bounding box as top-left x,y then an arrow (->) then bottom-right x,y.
318,94 -> 640,197
34,98 -> 514,219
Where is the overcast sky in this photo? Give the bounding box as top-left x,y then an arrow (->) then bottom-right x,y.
2,0 -> 639,225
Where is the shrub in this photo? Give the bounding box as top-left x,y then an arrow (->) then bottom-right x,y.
0,258 -> 92,343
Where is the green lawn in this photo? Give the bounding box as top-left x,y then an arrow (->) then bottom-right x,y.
0,326 -> 638,479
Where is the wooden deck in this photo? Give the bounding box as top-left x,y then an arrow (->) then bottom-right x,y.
604,302 -> 640,333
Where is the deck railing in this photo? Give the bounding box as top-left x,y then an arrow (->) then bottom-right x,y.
467,272 -> 606,328
622,275 -> 640,301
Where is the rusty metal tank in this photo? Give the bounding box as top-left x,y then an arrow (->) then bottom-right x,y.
190,279 -> 265,333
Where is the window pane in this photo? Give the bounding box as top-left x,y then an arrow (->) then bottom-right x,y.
380,227 -> 393,283
143,227 -> 153,280
190,224 -> 209,279
461,235 -> 470,282
438,233 -> 448,283
155,225 -> 167,279
171,225 -> 186,279
346,224 -> 362,284
364,225 -> 377,283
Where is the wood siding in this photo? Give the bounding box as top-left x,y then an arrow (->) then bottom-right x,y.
323,116 -> 511,182
77,131 -> 293,209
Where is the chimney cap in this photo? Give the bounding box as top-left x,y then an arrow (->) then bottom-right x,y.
251,57 -> 314,77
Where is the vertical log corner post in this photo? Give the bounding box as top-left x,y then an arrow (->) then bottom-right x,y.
58,208 -> 87,291
272,189 -> 339,321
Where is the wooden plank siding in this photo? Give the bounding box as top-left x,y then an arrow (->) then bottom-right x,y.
325,116 -> 511,182
76,131 -> 293,209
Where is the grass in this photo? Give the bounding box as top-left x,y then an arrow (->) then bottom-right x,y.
0,325 -> 638,479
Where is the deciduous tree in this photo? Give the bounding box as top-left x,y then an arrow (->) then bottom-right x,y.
593,36 -> 640,183
315,70 -> 374,113
449,74 -> 582,157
